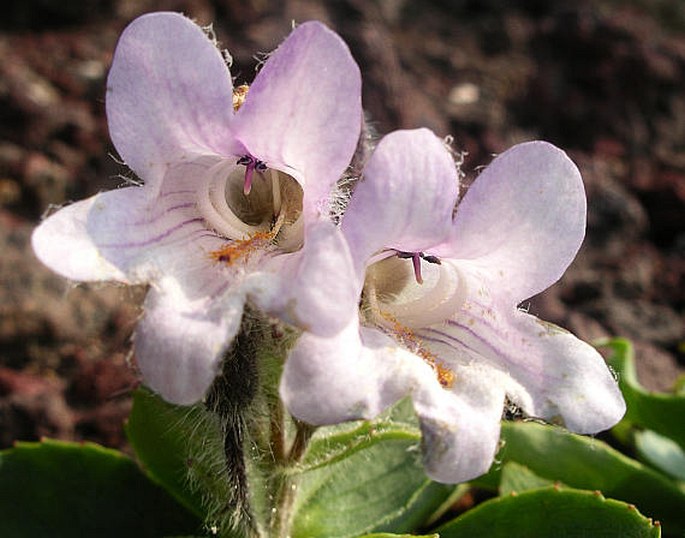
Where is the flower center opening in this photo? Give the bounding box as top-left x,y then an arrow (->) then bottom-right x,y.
361,252 -> 466,388
198,159 -> 304,257
362,252 -> 467,330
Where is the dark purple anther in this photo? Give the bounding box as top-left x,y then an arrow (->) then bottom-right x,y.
396,250 -> 441,285
421,253 -> 442,265
237,155 -> 267,195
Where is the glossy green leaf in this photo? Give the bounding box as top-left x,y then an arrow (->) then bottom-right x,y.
437,486 -> 661,537
599,338 -> 685,450
287,416 -> 452,538
635,430 -> 685,481
498,461 -> 556,496
491,422 -> 685,535
0,439 -> 200,538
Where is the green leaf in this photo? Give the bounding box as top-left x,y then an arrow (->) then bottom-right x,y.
287,416 -> 452,538
0,439 -> 201,538
423,483 -> 470,528
599,338 -> 685,450
126,388 -> 246,536
126,388 -> 217,518
359,534 -> 439,537
436,486 -> 661,537
635,430 -> 685,481
498,461 -> 556,496
492,422 -> 685,534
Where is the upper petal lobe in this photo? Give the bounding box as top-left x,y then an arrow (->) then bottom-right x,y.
342,128 -> 459,267
445,141 -> 586,301
233,21 -> 362,219
107,12 -> 238,190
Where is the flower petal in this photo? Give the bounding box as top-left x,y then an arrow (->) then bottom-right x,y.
443,141 -> 586,301
417,280 -> 626,434
33,159 -> 226,286
135,276 -> 245,405
32,194 -> 128,282
107,12 -> 238,190
249,222 -> 358,336
342,128 -> 459,267
282,319 -> 503,483
412,362 -> 504,483
281,320 -> 418,425
232,21 -> 362,218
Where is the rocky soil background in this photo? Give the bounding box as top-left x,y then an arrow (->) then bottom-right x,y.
0,0 -> 683,451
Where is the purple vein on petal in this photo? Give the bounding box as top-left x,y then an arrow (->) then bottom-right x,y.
131,202 -> 197,225
197,231 -> 223,241
422,323 -> 548,382
206,278 -> 231,298
159,189 -> 197,198
98,217 -> 205,248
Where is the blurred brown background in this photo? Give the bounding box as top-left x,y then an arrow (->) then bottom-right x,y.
1,0 -> 683,450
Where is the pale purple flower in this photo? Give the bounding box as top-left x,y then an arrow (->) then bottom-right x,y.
31,12 -> 362,404
280,128 -> 626,483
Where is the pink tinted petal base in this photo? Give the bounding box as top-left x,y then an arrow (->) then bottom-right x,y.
107,12 -> 239,191
442,141 -> 586,301
342,129 -> 459,268
233,21 -> 362,218
135,277 -> 246,405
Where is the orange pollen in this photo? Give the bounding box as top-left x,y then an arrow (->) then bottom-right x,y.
436,365 -> 455,389
232,84 -> 249,111
380,312 -> 455,389
209,229 -> 274,265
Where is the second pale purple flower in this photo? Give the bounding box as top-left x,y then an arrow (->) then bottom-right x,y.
280,129 -> 626,483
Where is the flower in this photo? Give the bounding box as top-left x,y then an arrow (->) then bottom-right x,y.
31,12 -> 362,405
280,128 -> 626,483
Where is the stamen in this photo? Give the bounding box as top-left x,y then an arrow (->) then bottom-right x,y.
243,164 -> 255,195
210,229 -> 276,265
421,253 -> 442,265
411,253 -> 423,284
395,250 -> 437,285
232,84 -> 249,111
380,311 -> 455,388
270,208 -> 287,238
271,169 -> 282,215
237,155 -> 268,196
437,365 -> 455,388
